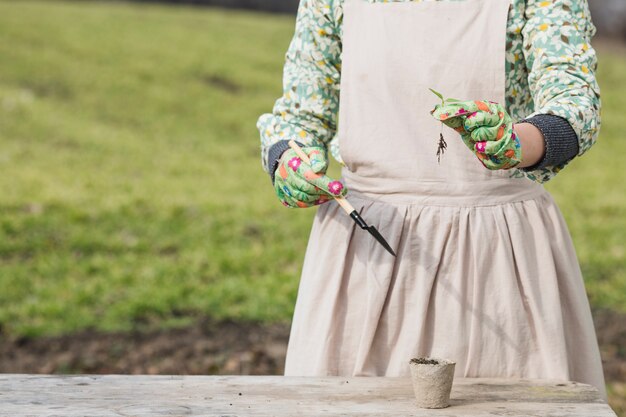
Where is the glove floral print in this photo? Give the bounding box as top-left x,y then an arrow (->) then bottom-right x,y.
274,145 -> 347,208
431,100 -> 522,170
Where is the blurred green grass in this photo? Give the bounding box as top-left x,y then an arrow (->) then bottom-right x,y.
0,1 -> 624,338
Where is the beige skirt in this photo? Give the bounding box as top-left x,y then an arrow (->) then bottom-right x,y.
284,180 -> 606,398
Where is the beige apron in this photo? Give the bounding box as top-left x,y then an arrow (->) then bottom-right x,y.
284,0 -> 606,398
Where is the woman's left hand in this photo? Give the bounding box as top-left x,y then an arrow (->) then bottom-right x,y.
431,100 -> 522,170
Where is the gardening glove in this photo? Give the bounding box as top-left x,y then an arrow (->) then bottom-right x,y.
431,100 -> 522,170
273,145 -> 347,208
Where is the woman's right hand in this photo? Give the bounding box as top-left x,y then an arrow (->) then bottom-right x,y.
274,145 -> 347,208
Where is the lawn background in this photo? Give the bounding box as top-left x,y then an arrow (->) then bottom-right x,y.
0,0 -> 624,411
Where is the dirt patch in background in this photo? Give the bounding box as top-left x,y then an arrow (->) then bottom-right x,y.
0,309 -> 624,382
0,319 -> 289,376
594,309 -> 626,383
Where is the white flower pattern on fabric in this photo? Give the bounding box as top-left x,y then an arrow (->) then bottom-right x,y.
256,0 -> 600,183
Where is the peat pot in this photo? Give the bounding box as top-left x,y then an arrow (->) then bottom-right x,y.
409,357 -> 456,409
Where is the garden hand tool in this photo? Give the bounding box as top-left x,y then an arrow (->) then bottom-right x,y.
431,100 -> 522,170
288,140 -> 397,257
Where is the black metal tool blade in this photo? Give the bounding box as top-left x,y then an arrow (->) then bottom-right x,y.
349,211 -> 397,257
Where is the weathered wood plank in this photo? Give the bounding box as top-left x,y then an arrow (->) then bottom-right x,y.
0,375 -> 617,416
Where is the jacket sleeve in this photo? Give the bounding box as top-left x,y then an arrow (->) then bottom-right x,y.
256,0 -> 342,177
518,0 -> 601,183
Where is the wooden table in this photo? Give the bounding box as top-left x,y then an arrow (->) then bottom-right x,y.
0,375 -> 617,416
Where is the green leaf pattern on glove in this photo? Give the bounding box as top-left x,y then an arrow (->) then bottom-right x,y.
274,145 -> 347,208
431,100 -> 522,170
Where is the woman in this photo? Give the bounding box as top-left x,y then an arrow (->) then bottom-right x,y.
257,0 -> 606,398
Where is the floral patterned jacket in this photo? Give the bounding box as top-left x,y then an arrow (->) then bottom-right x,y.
257,0 -> 600,183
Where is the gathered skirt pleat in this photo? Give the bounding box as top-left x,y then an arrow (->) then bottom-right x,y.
284,190 -> 606,398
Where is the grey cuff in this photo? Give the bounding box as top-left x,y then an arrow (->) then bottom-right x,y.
268,140 -> 304,184
518,114 -> 580,171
